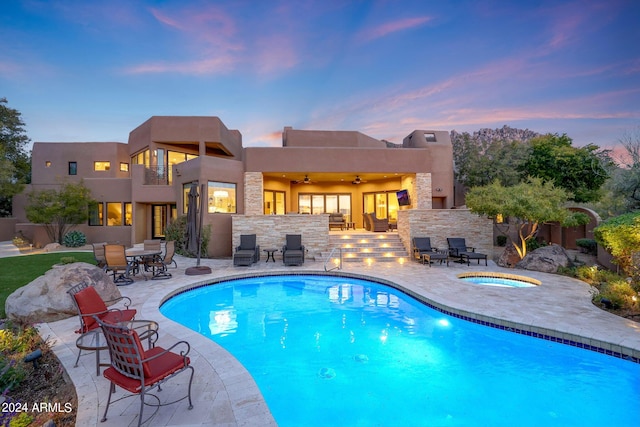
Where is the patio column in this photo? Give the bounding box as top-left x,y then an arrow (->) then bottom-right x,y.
414,173 -> 432,209
244,172 -> 263,215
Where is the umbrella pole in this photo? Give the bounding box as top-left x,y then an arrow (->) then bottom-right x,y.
185,183 -> 211,275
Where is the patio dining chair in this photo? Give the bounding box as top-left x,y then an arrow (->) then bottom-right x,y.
92,243 -> 107,269
96,317 -> 194,427
104,244 -> 137,285
147,240 -> 176,279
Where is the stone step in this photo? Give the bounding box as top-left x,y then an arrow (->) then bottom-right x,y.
324,232 -> 409,264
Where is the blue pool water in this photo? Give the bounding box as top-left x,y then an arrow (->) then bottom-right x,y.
460,276 -> 537,287
160,275 -> 640,427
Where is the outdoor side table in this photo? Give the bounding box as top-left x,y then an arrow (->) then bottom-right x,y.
263,248 -> 278,263
75,319 -> 159,376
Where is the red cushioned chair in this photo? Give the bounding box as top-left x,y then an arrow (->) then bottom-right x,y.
67,282 -> 137,334
96,318 -> 194,426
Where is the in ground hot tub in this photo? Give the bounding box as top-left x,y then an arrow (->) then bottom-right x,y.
457,272 -> 540,288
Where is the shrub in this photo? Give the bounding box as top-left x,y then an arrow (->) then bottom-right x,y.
164,215 -> 211,257
575,238 -> 597,255
59,256 -> 78,264
0,324 -> 39,393
496,235 -> 507,247
594,277 -> 638,310
62,230 -> 86,248
594,212 -> 640,276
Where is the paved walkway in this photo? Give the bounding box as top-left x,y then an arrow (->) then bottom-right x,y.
7,245 -> 639,426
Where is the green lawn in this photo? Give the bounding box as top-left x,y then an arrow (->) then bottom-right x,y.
0,252 -> 96,318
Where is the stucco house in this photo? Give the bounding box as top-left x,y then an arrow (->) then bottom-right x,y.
11,116 -> 493,258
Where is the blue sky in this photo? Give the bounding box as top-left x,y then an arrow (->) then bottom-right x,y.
1,0 -> 638,150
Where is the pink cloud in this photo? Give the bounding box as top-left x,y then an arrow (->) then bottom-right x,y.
125,57 -> 236,75
357,16 -> 432,43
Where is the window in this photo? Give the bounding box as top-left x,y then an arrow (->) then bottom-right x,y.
68,162 -> 77,175
120,162 -> 129,172
208,181 -> 236,213
298,193 -> 351,220
94,161 -> 111,171
88,203 -> 103,226
424,133 -> 436,142
124,203 -> 132,226
264,190 -> 285,214
132,149 -> 149,166
106,202 -> 122,226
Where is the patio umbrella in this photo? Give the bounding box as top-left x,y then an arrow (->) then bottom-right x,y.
185,183 -> 211,275
185,183 -> 199,256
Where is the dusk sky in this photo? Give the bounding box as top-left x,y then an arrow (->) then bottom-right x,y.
2,0 -> 639,150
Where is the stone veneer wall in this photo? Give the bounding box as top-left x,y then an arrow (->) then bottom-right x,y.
243,172 -> 263,215
413,173 -> 432,209
397,209 -> 494,259
232,214 -> 330,258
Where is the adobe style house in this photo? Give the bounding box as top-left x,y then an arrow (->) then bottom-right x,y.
12,116 -> 493,258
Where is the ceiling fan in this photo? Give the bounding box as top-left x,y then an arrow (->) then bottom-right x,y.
352,175 -> 367,185
292,175 -> 314,184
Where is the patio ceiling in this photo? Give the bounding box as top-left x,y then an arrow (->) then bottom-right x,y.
262,172 -> 406,183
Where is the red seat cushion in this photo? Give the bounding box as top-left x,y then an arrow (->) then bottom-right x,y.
75,287 -> 108,331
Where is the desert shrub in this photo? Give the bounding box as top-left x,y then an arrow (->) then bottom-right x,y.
164,215 -> 211,257
0,324 -> 39,392
594,212 -> 640,276
595,277 -> 638,310
496,235 -> 507,247
575,238 -> 597,255
62,230 -> 86,248
526,238 -> 547,252
8,411 -> 33,427
11,232 -> 29,248
59,256 -> 78,264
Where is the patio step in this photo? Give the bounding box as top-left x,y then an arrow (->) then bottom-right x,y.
324,232 -> 409,263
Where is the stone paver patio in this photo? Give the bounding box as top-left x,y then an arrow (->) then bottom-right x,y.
37,253 -> 640,426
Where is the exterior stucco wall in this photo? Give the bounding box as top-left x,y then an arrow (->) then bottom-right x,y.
397,209 -> 494,259
283,128 -> 386,148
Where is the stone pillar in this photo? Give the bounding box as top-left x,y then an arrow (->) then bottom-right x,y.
414,173 -> 432,209
244,172 -> 263,215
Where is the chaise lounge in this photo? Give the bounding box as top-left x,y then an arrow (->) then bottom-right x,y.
412,237 -> 449,266
447,237 -> 487,266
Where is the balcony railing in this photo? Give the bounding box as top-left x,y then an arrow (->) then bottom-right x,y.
143,166 -> 171,185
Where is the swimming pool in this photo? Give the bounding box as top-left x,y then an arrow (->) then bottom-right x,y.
161,274 -> 640,427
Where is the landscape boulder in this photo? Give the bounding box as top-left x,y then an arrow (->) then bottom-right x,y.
5,262 -> 122,324
516,244 -> 574,273
496,245 -> 521,268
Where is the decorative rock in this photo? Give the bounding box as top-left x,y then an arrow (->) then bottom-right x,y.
43,243 -> 61,252
516,244 -> 573,273
5,262 -> 122,324
496,244 -> 521,268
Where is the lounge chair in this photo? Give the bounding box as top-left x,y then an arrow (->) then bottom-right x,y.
96,318 -> 194,427
328,213 -> 346,230
282,234 -> 305,266
412,237 -> 449,266
447,238 -> 487,266
364,213 -> 389,232
104,244 -> 137,285
234,234 -> 260,266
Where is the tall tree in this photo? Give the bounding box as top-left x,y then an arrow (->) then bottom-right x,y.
25,181 -> 95,244
0,98 -> 31,216
519,134 -> 612,203
610,126 -> 640,211
465,178 -> 589,259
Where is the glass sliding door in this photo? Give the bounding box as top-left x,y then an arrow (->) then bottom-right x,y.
264,190 -> 286,214
364,191 -> 400,221
152,205 -> 167,239
298,193 -> 351,219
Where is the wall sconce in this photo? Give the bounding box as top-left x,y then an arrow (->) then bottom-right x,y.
175,168 -> 181,176
435,187 -> 443,192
